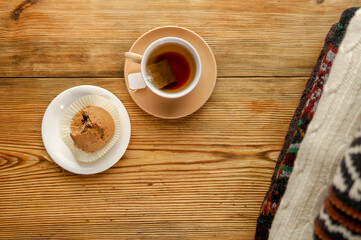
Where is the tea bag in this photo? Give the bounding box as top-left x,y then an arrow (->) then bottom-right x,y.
146,59 -> 176,89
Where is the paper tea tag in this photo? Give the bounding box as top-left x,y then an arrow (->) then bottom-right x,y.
128,73 -> 146,90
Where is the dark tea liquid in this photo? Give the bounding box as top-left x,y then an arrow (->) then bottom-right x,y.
147,43 -> 196,92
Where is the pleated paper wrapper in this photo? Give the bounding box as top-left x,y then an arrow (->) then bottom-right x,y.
61,95 -> 121,162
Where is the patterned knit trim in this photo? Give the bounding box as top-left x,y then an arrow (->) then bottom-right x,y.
333,155 -> 361,212
283,153 -> 296,166
329,188 -> 361,222
323,197 -> 361,234
333,7 -> 360,46
315,208 -> 357,240
314,216 -> 333,240
280,164 -> 292,173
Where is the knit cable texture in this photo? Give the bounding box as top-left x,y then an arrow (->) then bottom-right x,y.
269,8 -> 361,240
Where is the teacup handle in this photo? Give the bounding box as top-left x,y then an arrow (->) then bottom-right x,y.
125,52 -> 146,91
124,52 -> 142,64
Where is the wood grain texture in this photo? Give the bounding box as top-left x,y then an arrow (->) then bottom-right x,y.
0,77 -> 306,239
1,0 -> 356,238
0,0 -> 359,78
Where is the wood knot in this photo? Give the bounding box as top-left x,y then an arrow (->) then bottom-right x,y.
12,0 -> 39,20
316,0 -> 324,4
13,9 -> 22,20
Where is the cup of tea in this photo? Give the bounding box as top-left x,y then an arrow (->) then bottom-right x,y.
125,37 -> 202,99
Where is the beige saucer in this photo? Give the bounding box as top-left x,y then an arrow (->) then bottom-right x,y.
124,26 -> 217,119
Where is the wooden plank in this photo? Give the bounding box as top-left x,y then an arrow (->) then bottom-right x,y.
0,77 -> 306,239
0,0 -> 358,78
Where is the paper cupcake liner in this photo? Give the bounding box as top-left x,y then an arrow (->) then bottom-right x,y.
61,95 -> 121,162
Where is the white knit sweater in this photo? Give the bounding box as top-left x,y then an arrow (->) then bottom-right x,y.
269,8 -> 361,240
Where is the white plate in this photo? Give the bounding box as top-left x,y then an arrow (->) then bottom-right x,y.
41,85 -> 131,175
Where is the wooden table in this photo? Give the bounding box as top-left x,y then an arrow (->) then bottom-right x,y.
0,1 -> 359,239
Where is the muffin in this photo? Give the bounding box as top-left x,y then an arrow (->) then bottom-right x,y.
70,106 -> 115,153
61,95 -> 121,162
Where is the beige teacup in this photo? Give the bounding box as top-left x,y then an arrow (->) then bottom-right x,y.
125,37 -> 202,99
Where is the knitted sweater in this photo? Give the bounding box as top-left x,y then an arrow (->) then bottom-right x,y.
269,8 -> 361,240
255,7 -> 359,240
